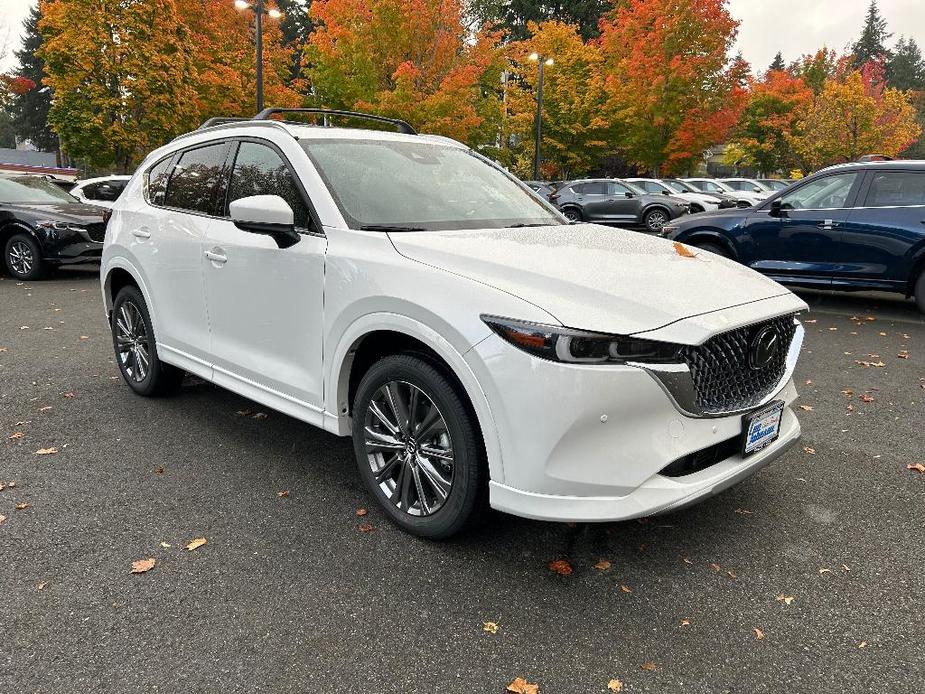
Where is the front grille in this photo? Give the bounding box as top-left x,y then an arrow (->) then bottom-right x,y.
86,223 -> 106,242
679,314 -> 797,415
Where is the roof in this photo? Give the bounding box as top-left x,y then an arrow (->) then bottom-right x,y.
0,147 -> 59,168
818,160 -> 925,173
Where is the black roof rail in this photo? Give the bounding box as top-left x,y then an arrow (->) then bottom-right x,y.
252,108 -> 417,135
198,117 -> 251,129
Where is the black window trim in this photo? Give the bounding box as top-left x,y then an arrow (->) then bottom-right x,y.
221,136 -> 324,237
759,169 -> 866,213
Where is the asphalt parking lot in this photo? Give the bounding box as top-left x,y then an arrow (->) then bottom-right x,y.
1,269 -> 923,694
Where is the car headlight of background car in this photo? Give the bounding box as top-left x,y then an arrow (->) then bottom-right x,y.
35,220 -> 86,239
482,316 -> 681,364
659,223 -> 681,238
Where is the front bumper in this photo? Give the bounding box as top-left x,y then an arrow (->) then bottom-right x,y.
471,333 -> 801,523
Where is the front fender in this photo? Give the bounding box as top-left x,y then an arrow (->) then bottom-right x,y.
324,312 -> 505,486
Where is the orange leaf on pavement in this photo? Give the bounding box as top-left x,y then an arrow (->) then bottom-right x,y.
506,677 -> 539,694
185,537 -> 207,551
547,559 -> 573,576
673,241 -> 696,258
131,558 -> 156,574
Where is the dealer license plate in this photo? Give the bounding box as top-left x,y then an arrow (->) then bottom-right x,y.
742,401 -> 784,456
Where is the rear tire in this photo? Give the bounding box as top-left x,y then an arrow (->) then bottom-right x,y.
352,354 -> 487,540
4,233 -> 44,281
111,286 -> 184,397
562,207 -> 583,223
692,242 -> 730,258
914,272 -> 925,314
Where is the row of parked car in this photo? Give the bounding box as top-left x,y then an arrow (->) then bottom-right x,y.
525,177 -> 795,232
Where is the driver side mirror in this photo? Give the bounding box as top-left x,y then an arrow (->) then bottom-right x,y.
768,199 -> 786,218
230,195 -> 301,249
625,191 -> 635,198
662,190 -> 670,196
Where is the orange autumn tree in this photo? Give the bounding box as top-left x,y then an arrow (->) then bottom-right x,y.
727,69 -> 814,175
598,0 -> 748,175
504,21 -> 612,179
304,0 -> 504,144
178,0 -> 302,118
788,64 -> 922,169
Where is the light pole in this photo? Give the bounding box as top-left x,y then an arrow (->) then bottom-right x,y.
234,0 -> 282,113
528,52 -> 553,181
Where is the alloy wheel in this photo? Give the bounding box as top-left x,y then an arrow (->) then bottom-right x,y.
563,209 -> 582,222
363,380 -> 455,517
646,210 -> 668,231
8,240 -> 34,277
114,301 -> 151,383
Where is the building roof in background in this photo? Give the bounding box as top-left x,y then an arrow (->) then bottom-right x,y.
0,148 -> 78,179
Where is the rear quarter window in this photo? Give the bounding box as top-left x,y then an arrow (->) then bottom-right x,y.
864,172 -> 925,207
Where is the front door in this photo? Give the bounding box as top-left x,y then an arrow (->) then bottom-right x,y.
202,139 -> 326,411
743,171 -> 861,285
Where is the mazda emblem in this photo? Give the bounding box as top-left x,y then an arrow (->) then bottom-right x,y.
749,327 -> 780,370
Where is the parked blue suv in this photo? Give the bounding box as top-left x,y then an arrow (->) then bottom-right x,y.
663,161 -> 925,313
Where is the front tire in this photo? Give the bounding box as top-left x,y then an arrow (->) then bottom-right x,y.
914,272 -> 925,314
352,354 -> 486,540
4,233 -> 44,281
643,208 -> 669,232
111,286 -> 184,397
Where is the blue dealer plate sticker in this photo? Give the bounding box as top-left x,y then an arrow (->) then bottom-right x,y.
742,401 -> 784,456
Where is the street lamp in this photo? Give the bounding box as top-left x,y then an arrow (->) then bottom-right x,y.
528,52 -> 554,181
234,0 -> 283,113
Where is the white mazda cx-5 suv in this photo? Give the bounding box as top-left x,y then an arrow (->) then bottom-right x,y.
101,109 -> 807,539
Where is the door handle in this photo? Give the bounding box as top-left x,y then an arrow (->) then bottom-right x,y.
132,229 -> 151,239
204,250 -> 227,264
817,220 -> 841,230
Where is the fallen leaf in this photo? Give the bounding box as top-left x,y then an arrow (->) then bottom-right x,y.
710,562 -> 722,572
907,463 -> 925,473
38,406 -> 52,412
640,662 -> 657,672
878,332 -> 887,336
799,405 -> 814,411
860,394 -> 875,403
673,241 -> 696,258
735,508 -> 753,515
858,641 -> 867,649
855,360 -> 885,368
828,327 -> 838,331
35,447 -> 58,455
185,537 -> 207,551
842,564 -> 851,572
355,508 -> 368,517
805,379 -> 814,385
865,316 -> 876,321
160,542 -> 172,548
482,621 -> 499,634
819,568 -> 832,575
79,335 -> 89,340
131,558 -> 156,574
804,319 -> 817,324
0,347 -> 7,352
62,392 -> 76,399
0,514 -> 5,525
682,556 -> 693,565
153,466 -> 165,474
252,412 -> 268,420
548,559 -> 573,576
593,559 -> 612,571
357,523 -> 375,533
8,432 -> 24,440
727,570 -> 737,579
277,490 -> 290,497
679,618 -> 691,627
620,584 -> 632,593
15,503 -> 29,510
841,389 -> 854,396
8,481 -> 15,488
37,581 -> 47,590
19,326 -> 30,330
236,409 -> 253,416
506,677 -> 539,694
803,446 -> 816,455
897,352 -> 909,359
607,679 -> 624,692
776,594 -> 794,606
754,627 -> 765,640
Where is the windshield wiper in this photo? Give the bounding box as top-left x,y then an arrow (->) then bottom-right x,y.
505,223 -> 553,228
359,224 -> 428,232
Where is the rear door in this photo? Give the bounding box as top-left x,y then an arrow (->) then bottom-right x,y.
742,170 -> 862,285
834,170 -> 925,291
572,181 -> 613,221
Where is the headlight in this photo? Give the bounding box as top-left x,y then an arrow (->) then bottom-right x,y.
36,220 -> 85,233
660,224 -> 680,237
482,316 -> 682,364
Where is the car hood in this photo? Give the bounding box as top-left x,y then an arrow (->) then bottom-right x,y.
1,201 -> 107,224
389,223 -> 795,337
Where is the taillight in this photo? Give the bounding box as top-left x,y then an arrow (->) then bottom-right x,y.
102,209 -> 113,227
549,193 -> 559,202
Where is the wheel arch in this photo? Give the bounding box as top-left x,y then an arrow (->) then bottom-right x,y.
0,220 -> 42,252
102,259 -> 156,325
325,314 -> 504,484
906,246 -> 925,297
679,228 -> 739,260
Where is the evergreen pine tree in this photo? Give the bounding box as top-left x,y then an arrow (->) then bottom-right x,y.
852,0 -> 891,68
888,37 -> 925,91
768,52 -> 785,72
469,0 -> 610,41
11,5 -> 58,152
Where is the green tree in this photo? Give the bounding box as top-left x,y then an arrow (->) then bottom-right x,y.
40,0 -> 199,172
852,0 -> 891,68
276,0 -> 313,85
468,0 -> 609,41
768,51 -> 785,73
12,6 -> 58,153
888,37 -> 925,91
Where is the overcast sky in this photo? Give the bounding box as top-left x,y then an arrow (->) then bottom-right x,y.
1,0 -> 924,73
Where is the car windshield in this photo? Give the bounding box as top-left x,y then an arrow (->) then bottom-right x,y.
301,139 -> 563,230
664,179 -> 696,194
701,180 -> 733,193
0,176 -> 78,204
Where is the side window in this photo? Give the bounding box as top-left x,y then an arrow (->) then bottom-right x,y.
864,172 -> 925,207
227,142 -> 311,229
571,183 -> 587,195
580,182 -> 607,195
80,182 -> 101,200
164,143 -> 227,214
781,172 -> 858,211
90,180 -> 125,202
609,182 -> 632,195
726,181 -> 744,191
146,157 -> 172,206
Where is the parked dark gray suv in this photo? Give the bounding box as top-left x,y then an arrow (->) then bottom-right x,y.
550,178 -> 689,231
